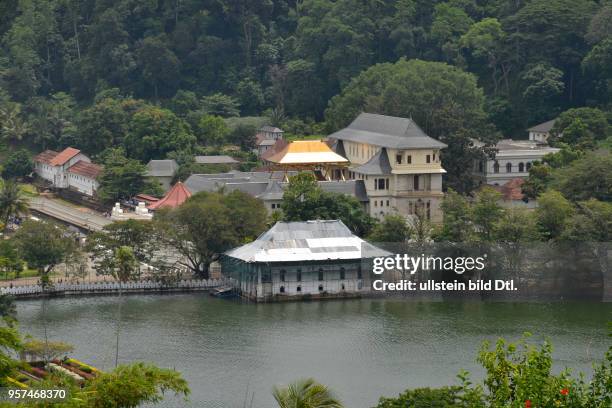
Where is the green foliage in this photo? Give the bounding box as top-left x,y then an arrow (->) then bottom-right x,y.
471,187 -> 503,241
551,108 -> 610,149
281,173 -> 374,237
87,220 -> 159,280
368,214 -> 412,243
374,386 -> 465,408
438,190 -> 472,242
551,150 -> 612,202
154,190 -> 267,278
75,362 -> 190,408
12,220 -> 79,284
0,179 -> 29,230
0,239 -> 23,279
1,149 -> 32,179
21,339 -> 74,362
535,190 -> 575,241
376,332 -> 612,407
493,209 -> 540,243
196,115 -> 230,145
97,148 -> 161,203
124,106 -> 196,163
273,378 -> 343,408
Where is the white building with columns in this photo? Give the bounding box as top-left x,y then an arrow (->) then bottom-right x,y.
472,139 -> 559,186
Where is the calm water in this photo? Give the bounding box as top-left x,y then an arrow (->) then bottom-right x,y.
15,295 -> 612,408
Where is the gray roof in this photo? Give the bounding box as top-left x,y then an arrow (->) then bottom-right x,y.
146,160 -> 178,177
329,113 -> 447,149
194,155 -> 239,164
258,139 -> 277,146
258,180 -> 285,201
260,125 -> 283,133
185,173 -> 369,203
224,220 -> 389,263
331,139 -> 347,158
351,148 -> 392,175
528,119 -> 556,133
319,180 -> 369,202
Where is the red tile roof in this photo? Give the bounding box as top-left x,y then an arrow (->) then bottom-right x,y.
50,147 -> 81,166
34,150 -> 59,164
487,178 -> 525,201
135,194 -> 160,203
261,139 -> 289,161
67,160 -> 103,179
148,182 -> 192,210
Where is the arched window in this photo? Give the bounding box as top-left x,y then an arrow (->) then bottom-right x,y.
296,286 -> 302,292
280,269 -> 286,282
493,161 -> 500,173
518,162 -> 525,172
506,162 -> 512,173
318,285 -> 324,291
340,267 -> 345,280
280,286 -> 285,293
526,162 -> 532,171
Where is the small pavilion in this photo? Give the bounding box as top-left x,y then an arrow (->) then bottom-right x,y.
148,181 -> 192,210
264,140 -> 349,181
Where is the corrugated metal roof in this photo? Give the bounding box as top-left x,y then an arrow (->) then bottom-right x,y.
146,160 -> 178,177
34,150 -> 59,164
225,220 -> 389,262
329,113 -> 447,149
195,155 -> 239,164
67,160 -> 102,179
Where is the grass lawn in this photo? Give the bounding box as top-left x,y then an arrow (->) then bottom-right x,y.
0,268 -> 41,281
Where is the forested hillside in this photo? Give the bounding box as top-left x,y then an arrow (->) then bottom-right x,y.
0,0 -> 610,190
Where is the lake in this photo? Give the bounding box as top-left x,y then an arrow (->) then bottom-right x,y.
15,294 -> 612,407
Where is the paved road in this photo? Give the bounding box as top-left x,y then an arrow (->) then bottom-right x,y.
29,196 -> 111,231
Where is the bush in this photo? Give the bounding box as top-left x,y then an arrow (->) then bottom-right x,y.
375,387 -> 465,408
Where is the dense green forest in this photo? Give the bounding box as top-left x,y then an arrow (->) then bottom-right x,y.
0,0 -> 610,190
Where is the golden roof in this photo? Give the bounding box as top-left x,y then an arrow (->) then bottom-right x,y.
266,140 -> 349,165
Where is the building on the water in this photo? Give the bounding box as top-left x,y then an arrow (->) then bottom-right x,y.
221,220 -> 389,302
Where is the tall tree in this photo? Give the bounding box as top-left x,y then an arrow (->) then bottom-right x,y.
325,58 -> 499,192
0,180 -> 29,230
155,190 -> 267,278
13,220 -> 79,289
273,378 -> 343,408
